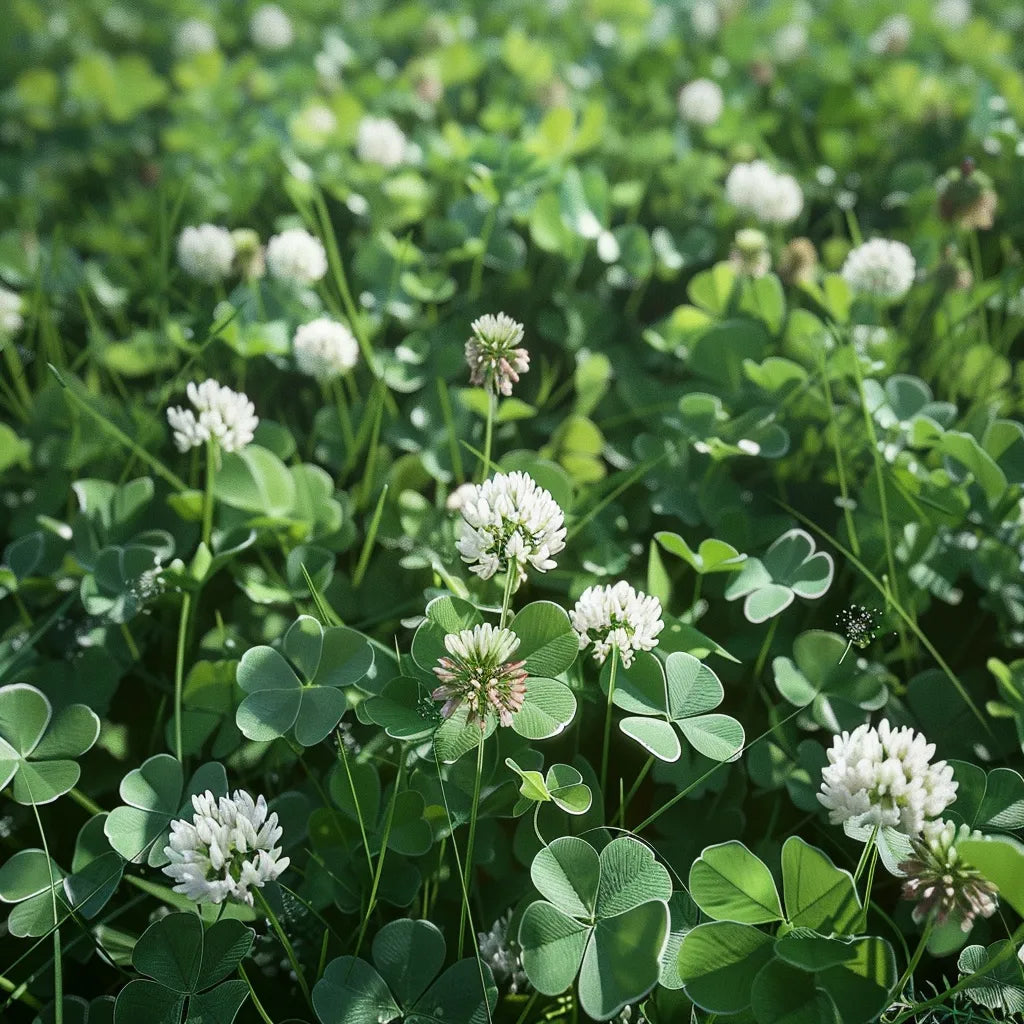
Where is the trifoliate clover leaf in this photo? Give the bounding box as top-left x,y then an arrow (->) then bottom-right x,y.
725,528 -> 834,623
112,912 -> 254,1024
0,683 -> 100,805
103,754 -> 227,867
505,758 -> 593,816
313,918 -> 497,1024
235,614 -> 373,746
519,836 -> 671,1020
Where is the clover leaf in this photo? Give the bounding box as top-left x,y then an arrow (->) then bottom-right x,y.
113,913 -> 253,1024
0,817 -> 124,938
505,758 -> 593,816
655,532 -> 747,575
401,596 -> 577,762
957,941 -> 1024,1015
607,652 -> 744,764
679,841 -> 892,1024
33,995 -> 115,1024
235,615 -> 374,747
519,835 -> 672,1020
0,683 -> 100,805
773,630 -> 889,731
313,918 -> 497,1024
103,754 -> 227,867
725,528 -> 834,623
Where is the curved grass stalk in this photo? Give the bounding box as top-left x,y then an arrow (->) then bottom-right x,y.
774,498 -> 995,740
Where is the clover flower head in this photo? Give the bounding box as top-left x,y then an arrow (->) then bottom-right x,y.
250,4 -> 293,49
678,78 -> 724,126
869,14 -> 912,55
836,604 -> 883,650
937,159 -> 997,230
293,317 -> 359,382
0,286 -> 23,334
729,228 -> 771,278
725,160 -> 804,224
163,789 -> 289,906
266,228 -> 328,285
465,313 -> 530,397
773,22 -> 808,63
478,911 -> 529,994
818,719 -> 957,835
456,471 -> 566,585
899,818 -> 999,932
934,0 -> 971,30
570,581 -> 664,669
841,238 -> 916,303
177,224 -> 236,284
432,623 -> 528,729
356,115 -> 408,168
690,0 -> 720,38
778,236 -> 818,285
175,18 -> 217,57
166,379 -> 259,454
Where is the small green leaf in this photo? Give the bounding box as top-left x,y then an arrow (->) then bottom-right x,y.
689,841 -> 783,924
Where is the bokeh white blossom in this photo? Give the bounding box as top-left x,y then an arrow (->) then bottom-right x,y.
293,317 -> 359,382
266,228 -> 328,286
177,224 -> 236,284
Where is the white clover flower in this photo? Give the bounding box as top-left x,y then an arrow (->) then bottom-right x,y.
773,22 -> 808,63
293,317 -> 359,381
725,161 -> 804,224
678,79 -> 724,126
432,623 -> 528,728
250,4 -> 293,50
841,238 -> 916,303
818,719 -> 958,835
479,912 -> 529,993
868,14 -> 912,55
570,581 -> 664,669
304,104 -> 338,136
266,228 -> 328,286
446,482 -> 480,513
177,224 -> 236,284
899,819 -> 998,931
934,0 -> 971,30
166,379 -> 259,454
729,227 -> 771,278
0,286 -> 23,334
174,18 -> 217,57
163,790 -> 289,906
465,313 -> 530,397
356,116 -> 408,168
691,0 -> 720,38
457,471 -> 566,585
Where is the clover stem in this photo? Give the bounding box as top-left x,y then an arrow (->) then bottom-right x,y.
599,646 -> 619,805
201,439 -> 217,549
481,389 -> 496,481
857,842 -> 880,932
254,886 -> 312,1010
330,378 -> 356,474
892,919 -> 934,1001
853,825 -> 879,883
353,748 -> 404,959
618,755 -> 654,827
238,963 -> 275,1024
68,787 -> 104,817
890,920 -> 1024,1024
173,591 -> 192,764
499,559 -> 516,629
29,800 -> 62,1024
459,734 -> 487,958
